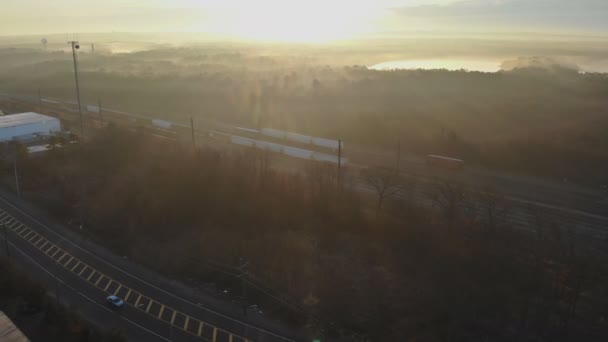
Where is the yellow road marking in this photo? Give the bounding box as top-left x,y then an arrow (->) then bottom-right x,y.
103,280 -> 113,292
57,253 -> 68,264
39,241 -> 50,250
63,256 -> 74,267
95,274 -> 104,286
124,289 -> 132,302
3,211 -> 253,342
70,261 -> 81,271
34,238 -> 46,247
50,248 -> 62,258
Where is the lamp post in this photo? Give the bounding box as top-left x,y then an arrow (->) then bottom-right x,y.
68,41 -> 84,137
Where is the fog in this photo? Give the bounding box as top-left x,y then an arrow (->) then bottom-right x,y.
1,2 -> 608,341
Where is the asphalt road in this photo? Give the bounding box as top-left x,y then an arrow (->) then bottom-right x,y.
0,192 -> 303,342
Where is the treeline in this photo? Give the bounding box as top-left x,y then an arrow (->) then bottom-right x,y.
0,260 -> 126,342
1,47 -> 608,184
6,126 -> 608,341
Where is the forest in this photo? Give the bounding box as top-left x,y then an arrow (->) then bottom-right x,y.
1,43 -> 608,185
3,126 -> 607,341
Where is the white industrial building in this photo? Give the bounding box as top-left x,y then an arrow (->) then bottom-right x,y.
0,112 -> 61,142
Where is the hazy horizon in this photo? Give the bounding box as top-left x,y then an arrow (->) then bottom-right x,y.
2,0 -> 608,41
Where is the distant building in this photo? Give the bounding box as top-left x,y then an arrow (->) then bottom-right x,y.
0,112 -> 61,142
0,311 -> 30,342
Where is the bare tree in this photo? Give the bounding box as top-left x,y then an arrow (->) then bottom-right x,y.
430,180 -> 467,226
476,187 -> 511,232
363,167 -> 402,217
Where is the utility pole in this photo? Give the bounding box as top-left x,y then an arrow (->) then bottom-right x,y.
68,41 -> 84,138
98,98 -> 103,122
338,139 -> 342,191
37,88 -> 42,113
2,224 -> 9,260
190,117 -> 196,149
13,146 -> 21,199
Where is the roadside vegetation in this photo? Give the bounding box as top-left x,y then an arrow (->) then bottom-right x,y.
3,126 -> 607,341
0,259 -> 126,342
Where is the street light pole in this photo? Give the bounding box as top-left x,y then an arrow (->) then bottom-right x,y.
68,41 -> 84,138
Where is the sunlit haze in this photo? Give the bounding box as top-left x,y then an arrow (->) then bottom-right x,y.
2,0 -> 607,41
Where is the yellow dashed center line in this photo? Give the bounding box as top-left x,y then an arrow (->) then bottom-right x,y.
70,261 -> 81,272
123,288 -> 132,302
184,316 -> 190,331
113,284 -> 122,296
50,248 -> 62,258
0,209 -> 255,342
78,265 -> 88,276
134,294 -> 142,307
94,274 -> 104,286
57,253 -> 68,264
39,240 -> 50,250
103,279 -> 113,292
63,256 -> 74,267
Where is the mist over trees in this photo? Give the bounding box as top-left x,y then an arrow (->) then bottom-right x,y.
1,44 -> 607,185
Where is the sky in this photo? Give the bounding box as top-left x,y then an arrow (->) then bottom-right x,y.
2,0 -> 607,41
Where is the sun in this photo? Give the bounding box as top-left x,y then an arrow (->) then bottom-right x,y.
205,0 -> 381,42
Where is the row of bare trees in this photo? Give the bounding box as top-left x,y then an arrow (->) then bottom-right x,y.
3,126 -> 607,341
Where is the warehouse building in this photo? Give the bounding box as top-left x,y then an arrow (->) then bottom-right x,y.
0,112 -> 61,142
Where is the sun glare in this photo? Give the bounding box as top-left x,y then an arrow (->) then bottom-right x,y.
205,0 -> 381,42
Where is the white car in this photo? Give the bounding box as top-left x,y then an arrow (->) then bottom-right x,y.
106,295 -> 125,308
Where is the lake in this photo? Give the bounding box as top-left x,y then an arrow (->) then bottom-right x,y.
370,59 -> 502,72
